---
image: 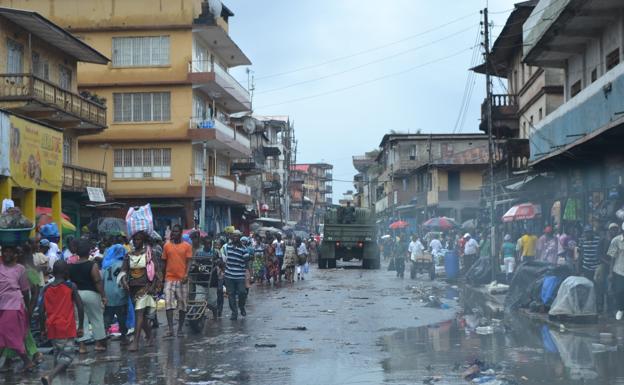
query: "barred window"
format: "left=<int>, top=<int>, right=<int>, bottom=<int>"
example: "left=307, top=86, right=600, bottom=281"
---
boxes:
left=113, top=148, right=171, bottom=179
left=113, top=92, right=171, bottom=122
left=112, top=36, right=170, bottom=67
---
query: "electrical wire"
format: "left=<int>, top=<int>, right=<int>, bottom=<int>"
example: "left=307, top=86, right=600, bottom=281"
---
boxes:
left=255, top=46, right=476, bottom=109
left=453, top=28, right=482, bottom=134
left=254, top=11, right=479, bottom=81
left=256, top=25, right=477, bottom=95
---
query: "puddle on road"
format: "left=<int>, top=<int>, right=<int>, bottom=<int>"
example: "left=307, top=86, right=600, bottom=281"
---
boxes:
left=380, top=316, right=624, bottom=384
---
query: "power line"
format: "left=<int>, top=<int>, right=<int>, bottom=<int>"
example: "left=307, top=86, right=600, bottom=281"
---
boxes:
left=256, top=25, right=477, bottom=95
left=254, top=11, right=479, bottom=81
left=453, top=27, right=482, bottom=134
left=255, top=46, right=476, bottom=109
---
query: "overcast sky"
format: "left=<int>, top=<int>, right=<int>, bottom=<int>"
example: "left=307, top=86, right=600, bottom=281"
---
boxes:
left=226, top=0, right=519, bottom=201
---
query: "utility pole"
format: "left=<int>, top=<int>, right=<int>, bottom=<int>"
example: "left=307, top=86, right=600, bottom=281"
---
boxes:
left=424, top=133, right=433, bottom=221
left=483, top=8, right=497, bottom=281
left=199, top=140, right=208, bottom=232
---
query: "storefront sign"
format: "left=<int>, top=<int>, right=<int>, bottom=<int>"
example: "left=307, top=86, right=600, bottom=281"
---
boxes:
left=9, top=116, right=63, bottom=190
left=87, top=187, right=106, bottom=203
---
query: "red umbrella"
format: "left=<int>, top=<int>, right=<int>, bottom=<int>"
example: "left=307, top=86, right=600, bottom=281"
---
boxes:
left=36, top=206, right=71, bottom=222
left=502, top=203, right=541, bottom=222
left=423, top=217, right=458, bottom=231
left=389, top=220, right=409, bottom=229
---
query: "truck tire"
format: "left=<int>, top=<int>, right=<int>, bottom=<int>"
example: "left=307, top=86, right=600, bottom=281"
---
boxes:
left=362, top=244, right=380, bottom=270
left=320, top=242, right=335, bottom=269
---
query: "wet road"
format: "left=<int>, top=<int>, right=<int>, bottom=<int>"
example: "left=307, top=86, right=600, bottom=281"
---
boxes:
left=7, top=263, right=456, bottom=385
left=7, top=263, right=624, bottom=384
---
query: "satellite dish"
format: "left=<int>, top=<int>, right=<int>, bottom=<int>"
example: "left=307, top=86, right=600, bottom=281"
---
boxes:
left=243, top=117, right=256, bottom=134
left=207, top=0, right=222, bottom=19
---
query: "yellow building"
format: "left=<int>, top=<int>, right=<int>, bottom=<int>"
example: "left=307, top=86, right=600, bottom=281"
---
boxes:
left=3, top=0, right=255, bottom=232
left=0, top=7, right=109, bottom=236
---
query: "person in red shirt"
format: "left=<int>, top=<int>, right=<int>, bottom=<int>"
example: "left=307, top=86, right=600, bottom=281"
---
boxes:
left=40, top=260, right=84, bottom=385
left=162, top=224, right=193, bottom=337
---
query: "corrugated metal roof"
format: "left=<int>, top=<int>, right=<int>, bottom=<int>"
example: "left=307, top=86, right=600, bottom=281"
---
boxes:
left=0, top=7, right=108, bottom=64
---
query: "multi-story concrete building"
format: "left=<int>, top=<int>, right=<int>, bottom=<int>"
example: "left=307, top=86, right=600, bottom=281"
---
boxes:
left=352, top=151, right=379, bottom=209
left=372, top=133, right=488, bottom=228
left=0, top=7, right=109, bottom=235
left=6, top=0, right=254, bottom=233
left=522, top=0, right=624, bottom=230
left=471, top=0, right=564, bottom=220
left=231, top=115, right=294, bottom=223
left=289, top=163, right=333, bottom=231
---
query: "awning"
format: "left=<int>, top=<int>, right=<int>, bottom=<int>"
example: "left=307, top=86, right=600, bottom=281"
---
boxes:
left=505, top=175, right=539, bottom=191
left=396, top=204, right=417, bottom=211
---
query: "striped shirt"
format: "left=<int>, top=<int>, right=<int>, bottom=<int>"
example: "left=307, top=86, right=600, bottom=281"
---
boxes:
left=581, top=236, right=601, bottom=271
left=224, top=244, right=248, bottom=280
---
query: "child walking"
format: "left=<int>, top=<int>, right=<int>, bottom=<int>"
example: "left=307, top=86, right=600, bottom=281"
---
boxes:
left=40, top=260, right=85, bottom=385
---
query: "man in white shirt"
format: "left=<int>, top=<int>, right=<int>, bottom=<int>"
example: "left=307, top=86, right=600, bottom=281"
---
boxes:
left=409, top=235, right=425, bottom=279
left=429, top=234, right=442, bottom=254
left=463, top=233, right=479, bottom=274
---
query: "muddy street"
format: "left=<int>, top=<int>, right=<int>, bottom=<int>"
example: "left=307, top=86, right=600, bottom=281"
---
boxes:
left=6, top=264, right=624, bottom=385
left=6, top=264, right=455, bottom=385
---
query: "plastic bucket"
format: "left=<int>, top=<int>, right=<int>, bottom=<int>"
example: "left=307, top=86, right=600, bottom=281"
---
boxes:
left=444, top=250, right=460, bottom=280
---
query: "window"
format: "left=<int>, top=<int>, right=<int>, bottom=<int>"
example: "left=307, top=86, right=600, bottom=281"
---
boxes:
left=591, top=68, right=597, bottom=83
left=58, top=65, right=72, bottom=90
left=522, top=122, right=527, bottom=138
left=112, top=36, right=170, bottom=67
left=31, top=52, right=49, bottom=80
left=6, top=39, right=23, bottom=74
left=113, top=92, right=171, bottom=122
left=113, top=148, right=171, bottom=179
left=538, top=108, right=543, bottom=121
left=402, top=178, right=407, bottom=192
left=448, top=171, right=460, bottom=201
left=571, top=80, right=582, bottom=97
left=409, top=145, right=416, bottom=160
left=606, top=48, right=620, bottom=71
left=63, top=136, right=73, bottom=164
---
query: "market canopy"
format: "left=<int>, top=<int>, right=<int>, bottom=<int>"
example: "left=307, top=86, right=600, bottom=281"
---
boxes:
left=502, top=203, right=541, bottom=222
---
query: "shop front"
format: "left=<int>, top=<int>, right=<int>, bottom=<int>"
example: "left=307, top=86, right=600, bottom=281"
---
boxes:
left=0, top=111, right=63, bottom=237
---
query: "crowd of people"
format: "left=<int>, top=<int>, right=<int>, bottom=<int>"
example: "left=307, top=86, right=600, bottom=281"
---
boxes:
left=381, top=221, right=624, bottom=321
left=0, top=222, right=318, bottom=382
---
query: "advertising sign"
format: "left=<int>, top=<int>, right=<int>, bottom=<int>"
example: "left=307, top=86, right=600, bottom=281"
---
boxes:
left=9, top=116, right=63, bottom=190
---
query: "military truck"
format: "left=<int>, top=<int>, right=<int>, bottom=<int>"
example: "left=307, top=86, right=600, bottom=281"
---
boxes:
left=319, top=205, right=380, bottom=269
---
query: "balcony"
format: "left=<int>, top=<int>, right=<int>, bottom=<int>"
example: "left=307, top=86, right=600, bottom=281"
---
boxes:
left=231, top=158, right=261, bottom=174
left=62, top=164, right=107, bottom=192
left=262, top=144, right=282, bottom=157
left=479, top=94, right=519, bottom=138
left=321, top=172, right=333, bottom=181
left=188, top=174, right=251, bottom=205
left=188, top=61, right=251, bottom=114
left=0, top=74, right=106, bottom=131
left=188, top=117, right=251, bottom=157
left=323, top=185, right=333, bottom=194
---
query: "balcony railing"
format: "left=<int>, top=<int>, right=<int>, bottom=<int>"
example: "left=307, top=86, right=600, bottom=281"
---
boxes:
left=188, top=60, right=250, bottom=101
left=189, top=174, right=251, bottom=196
left=480, top=94, right=519, bottom=137
left=189, top=117, right=250, bottom=148
left=62, top=164, right=107, bottom=192
left=0, top=74, right=106, bottom=127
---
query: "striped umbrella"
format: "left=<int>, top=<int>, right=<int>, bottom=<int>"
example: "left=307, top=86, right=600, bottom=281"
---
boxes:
left=502, top=203, right=541, bottom=222
left=422, top=217, right=458, bottom=231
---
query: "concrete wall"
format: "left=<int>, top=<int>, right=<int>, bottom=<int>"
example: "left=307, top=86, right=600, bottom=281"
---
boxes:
left=79, top=85, right=192, bottom=143
left=1, top=0, right=205, bottom=29
left=79, top=141, right=192, bottom=197
left=76, top=29, right=193, bottom=86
